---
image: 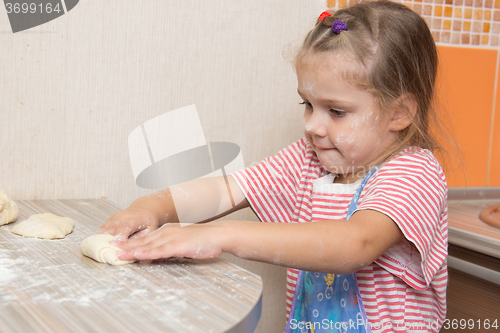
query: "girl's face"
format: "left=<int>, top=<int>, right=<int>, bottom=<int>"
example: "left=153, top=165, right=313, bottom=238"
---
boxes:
left=296, top=52, right=399, bottom=183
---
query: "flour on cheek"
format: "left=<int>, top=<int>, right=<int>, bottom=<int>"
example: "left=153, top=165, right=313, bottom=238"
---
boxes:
left=304, top=118, right=313, bottom=133
left=301, top=80, right=317, bottom=98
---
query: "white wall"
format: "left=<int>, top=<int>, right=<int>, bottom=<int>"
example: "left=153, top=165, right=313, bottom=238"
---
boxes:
left=1, top=1, right=322, bottom=331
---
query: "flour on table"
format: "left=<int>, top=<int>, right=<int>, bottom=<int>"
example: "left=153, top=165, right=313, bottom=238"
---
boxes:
left=0, top=191, right=18, bottom=226
left=11, top=213, right=75, bottom=239
left=80, top=234, right=136, bottom=266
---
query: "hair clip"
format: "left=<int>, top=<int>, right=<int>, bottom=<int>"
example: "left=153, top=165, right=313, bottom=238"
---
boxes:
left=318, top=11, right=331, bottom=22
left=331, top=20, right=348, bottom=35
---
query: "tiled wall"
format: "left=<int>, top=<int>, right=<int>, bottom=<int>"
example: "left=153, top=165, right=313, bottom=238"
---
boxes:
left=404, top=0, right=500, bottom=47
left=327, top=0, right=500, bottom=47
left=327, top=0, right=500, bottom=187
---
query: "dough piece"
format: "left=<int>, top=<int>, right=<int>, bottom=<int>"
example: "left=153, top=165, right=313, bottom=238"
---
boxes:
left=11, top=213, right=75, bottom=239
left=80, top=234, right=136, bottom=266
left=0, top=191, right=19, bottom=226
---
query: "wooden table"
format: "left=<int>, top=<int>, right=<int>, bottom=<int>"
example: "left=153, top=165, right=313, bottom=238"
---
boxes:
left=0, top=199, right=262, bottom=333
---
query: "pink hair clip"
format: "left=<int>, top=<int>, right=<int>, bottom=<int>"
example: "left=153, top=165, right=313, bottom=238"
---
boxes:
left=318, top=11, right=331, bottom=22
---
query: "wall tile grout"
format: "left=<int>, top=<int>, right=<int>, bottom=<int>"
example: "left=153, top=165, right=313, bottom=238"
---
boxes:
left=486, top=48, right=500, bottom=186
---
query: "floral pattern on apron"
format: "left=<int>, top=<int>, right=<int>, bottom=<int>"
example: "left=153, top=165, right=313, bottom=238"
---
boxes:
left=285, top=167, right=378, bottom=333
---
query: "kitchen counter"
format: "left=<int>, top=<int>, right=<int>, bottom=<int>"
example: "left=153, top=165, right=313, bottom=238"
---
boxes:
left=448, top=187, right=500, bottom=258
left=442, top=189, right=500, bottom=331
left=0, top=199, right=262, bottom=333
left=448, top=199, right=500, bottom=259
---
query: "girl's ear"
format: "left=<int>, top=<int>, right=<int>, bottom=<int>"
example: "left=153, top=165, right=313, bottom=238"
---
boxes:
left=389, top=94, right=417, bottom=132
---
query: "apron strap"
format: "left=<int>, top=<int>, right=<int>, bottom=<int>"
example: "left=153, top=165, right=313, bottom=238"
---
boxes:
left=285, top=166, right=379, bottom=333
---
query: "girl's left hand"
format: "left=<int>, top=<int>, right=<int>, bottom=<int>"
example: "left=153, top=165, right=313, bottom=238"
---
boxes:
left=114, top=222, right=229, bottom=261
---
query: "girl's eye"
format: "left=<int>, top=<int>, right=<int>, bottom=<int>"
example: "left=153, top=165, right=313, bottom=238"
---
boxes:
left=330, top=109, right=346, bottom=117
left=299, top=101, right=312, bottom=109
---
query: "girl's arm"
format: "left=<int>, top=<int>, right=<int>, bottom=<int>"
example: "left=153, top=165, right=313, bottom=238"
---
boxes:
left=115, top=208, right=403, bottom=274
left=98, top=175, right=249, bottom=239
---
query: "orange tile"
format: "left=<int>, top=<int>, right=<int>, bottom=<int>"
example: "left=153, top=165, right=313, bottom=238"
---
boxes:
left=464, top=21, right=472, bottom=31
left=481, top=35, right=490, bottom=44
left=436, top=46, right=497, bottom=187
left=443, top=19, right=452, bottom=29
left=485, top=0, right=494, bottom=6
left=465, top=8, right=473, bottom=18
left=403, top=2, right=412, bottom=9
left=485, top=10, right=492, bottom=19
left=327, top=0, right=336, bottom=6
left=454, top=7, right=463, bottom=17
left=338, top=0, right=348, bottom=8
left=496, top=0, right=500, bottom=8
left=445, top=6, right=453, bottom=16
left=474, top=9, right=483, bottom=20
left=488, top=50, right=500, bottom=186
left=441, top=31, right=451, bottom=42
left=484, top=22, right=491, bottom=32
left=435, top=5, right=443, bottom=16
left=494, top=10, right=500, bottom=20
left=432, top=30, right=441, bottom=42
left=432, top=19, right=441, bottom=30
left=473, top=21, right=482, bottom=32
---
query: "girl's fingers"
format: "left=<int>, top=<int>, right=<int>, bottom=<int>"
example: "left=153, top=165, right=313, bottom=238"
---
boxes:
left=129, top=226, right=152, bottom=239
left=117, top=240, right=176, bottom=260
left=118, top=243, right=194, bottom=261
left=116, top=225, right=172, bottom=250
left=97, top=209, right=159, bottom=238
left=114, top=220, right=144, bottom=239
left=115, top=224, right=223, bottom=261
left=96, top=219, right=120, bottom=235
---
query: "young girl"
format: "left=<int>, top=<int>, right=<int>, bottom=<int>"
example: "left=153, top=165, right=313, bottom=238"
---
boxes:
left=99, top=1, right=448, bottom=332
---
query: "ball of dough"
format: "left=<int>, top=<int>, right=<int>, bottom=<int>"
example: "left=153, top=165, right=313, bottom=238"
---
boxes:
left=11, top=213, right=75, bottom=239
left=80, top=234, right=136, bottom=266
left=0, top=191, right=19, bottom=226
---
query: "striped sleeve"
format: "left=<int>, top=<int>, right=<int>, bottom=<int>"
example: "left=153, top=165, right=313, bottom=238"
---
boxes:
left=356, top=148, right=448, bottom=289
left=231, top=139, right=308, bottom=223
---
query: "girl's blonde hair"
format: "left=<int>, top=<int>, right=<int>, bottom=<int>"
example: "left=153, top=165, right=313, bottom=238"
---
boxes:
left=295, top=1, right=451, bottom=164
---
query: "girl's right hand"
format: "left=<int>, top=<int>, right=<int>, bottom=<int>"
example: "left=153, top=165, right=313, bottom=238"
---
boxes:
left=97, top=207, right=160, bottom=240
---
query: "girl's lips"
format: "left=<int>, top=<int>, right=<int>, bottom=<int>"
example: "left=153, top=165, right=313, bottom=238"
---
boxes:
left=315, top=145, right=335, bottom=150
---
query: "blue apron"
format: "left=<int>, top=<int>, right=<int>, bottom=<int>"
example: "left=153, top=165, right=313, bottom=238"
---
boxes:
left=285, top=168, right=378, bottom=333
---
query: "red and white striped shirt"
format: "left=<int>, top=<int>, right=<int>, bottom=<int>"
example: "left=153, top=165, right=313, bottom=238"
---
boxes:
left=232, top=138, right=448, bottom=332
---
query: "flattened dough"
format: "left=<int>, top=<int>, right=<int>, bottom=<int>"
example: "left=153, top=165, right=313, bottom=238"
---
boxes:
left=80, top=234, right=136, bottom=265
left=0, top=191, right=19, bottom=226
left=11, top=213, right=75, bottom=239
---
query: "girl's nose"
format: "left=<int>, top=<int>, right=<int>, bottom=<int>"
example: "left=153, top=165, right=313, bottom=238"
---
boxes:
left=304, top=110, right=327, bottom=137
